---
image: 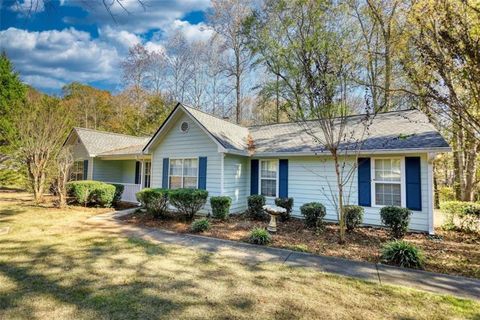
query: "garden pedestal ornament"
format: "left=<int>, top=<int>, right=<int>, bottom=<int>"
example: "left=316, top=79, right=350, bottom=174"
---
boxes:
left=263, top=205, right=286, bottom=233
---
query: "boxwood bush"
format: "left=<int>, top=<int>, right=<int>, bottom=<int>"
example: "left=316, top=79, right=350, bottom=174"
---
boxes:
left=247, top=195, right=266, bottom=220
left=169, top=188, right=208, bottom=220
left=248, top=227, right=271, bottom=245
left=67, top=181, right=116, bottom=207
left=381, top=240, right=424, bottom=269
left=136, top=188, right=170, bottom=218
left=275, top=197, right=294, bottom=221
left=300, top=202, right=326, bottom=229
left=191, top=218, right=210, bottom=233
left=440, top=201, right=480, bottom=232
left=380, top=206, right=412, bottom=239
left=344, top=205, right=364, bottom=232
left=210, top=196, right=232, bottom=219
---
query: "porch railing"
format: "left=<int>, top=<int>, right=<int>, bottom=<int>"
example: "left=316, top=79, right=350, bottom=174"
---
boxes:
left=105, top=182, right=142, bottom=203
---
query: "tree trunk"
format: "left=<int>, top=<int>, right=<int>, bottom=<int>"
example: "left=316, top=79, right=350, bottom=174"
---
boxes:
left=235, top=52, right=241, bottom=124
left=332, top=150, right=346, bottom=244
left=434, top=172, right=440, bottom=209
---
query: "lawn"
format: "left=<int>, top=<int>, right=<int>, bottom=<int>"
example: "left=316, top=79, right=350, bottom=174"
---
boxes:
left=0, top=191, right=479, bottom=320
left=123, top=210, right=480, bottom=279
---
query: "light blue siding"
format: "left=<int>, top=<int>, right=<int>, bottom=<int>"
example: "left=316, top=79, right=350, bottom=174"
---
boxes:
left=260, top=154, right=430, bottom=232
left=150, top=112, right=222, bottom=212
left=223, top=154, right=249, bottom=213
left=93, top=159, right=137, bottom=184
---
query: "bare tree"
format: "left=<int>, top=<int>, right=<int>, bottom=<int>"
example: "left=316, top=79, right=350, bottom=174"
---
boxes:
left=209, top=0, right=253, bottom=124
left=54, top=147, right=73, bottom=208
left=246, top=0, right=376, bottom=243
left=165, top=31, right=193, bottom=103
left=11, top=94, right=72, bottom=203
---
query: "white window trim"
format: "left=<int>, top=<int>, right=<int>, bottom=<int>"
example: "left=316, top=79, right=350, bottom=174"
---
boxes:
left=71, top=160, right=85, bottom=181
left=168, top=157, right=199, bottom=189
left=144, top=161, right=152, bottom=188
left=258, top=159, right=279, bottom=198
left=371, top=157, right=406, bottom=208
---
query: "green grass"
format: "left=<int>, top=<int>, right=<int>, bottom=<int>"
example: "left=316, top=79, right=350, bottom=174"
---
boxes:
left=0, top=192, right=479, bottom=319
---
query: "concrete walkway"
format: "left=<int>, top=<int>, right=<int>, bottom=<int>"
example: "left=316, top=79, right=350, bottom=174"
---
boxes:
left=87, top=209, right=480, bottom=301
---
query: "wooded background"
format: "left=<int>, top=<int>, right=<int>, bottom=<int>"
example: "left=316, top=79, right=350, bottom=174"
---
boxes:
left=0, top=0, right=478, bottom=204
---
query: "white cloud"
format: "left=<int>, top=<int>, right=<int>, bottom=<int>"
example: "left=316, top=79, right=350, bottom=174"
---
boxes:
left=0, top=27, right=122, bottom=91
left=166, top=20, right=213, bottom=43
left=9, top=0, right=45, bottom=15
left=98, top=26, right=142, bottom=53
left=68, top=0, right=211, bottom=34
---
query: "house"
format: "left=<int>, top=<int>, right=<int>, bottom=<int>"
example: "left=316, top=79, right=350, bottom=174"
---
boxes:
left=66, top=103, right=450, bottom=233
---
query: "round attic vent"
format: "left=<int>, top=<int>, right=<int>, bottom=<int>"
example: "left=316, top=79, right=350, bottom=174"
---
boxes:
left=180, top=121, right=189, bottom=133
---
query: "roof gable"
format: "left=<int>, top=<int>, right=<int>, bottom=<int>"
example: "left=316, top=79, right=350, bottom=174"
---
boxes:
left=66, top=127, right=150, bottom=157
left=143, top=103, right=249, bottom=153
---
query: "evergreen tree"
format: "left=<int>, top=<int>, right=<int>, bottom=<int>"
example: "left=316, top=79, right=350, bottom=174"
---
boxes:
left=0, top=52, right=26, bottom=150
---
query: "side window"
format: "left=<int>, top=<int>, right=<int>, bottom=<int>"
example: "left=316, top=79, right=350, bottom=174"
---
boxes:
left=373, top=158, right=402, bottom=206
left=260, top=159, right=277, bottom=197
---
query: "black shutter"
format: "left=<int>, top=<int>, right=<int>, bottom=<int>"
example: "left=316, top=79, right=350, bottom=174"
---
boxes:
left=358, top=158, right=371, bottom=206
left=250, top=159, right=259, bottom=195
left=406, top=157, right=422, bottom=211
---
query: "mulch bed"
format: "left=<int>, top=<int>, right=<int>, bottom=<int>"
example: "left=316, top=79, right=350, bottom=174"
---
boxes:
left=121, top=211, right=480, bottom=279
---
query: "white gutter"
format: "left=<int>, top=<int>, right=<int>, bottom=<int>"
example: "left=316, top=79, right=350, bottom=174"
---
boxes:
left=223, top=147, right=451, bottom=158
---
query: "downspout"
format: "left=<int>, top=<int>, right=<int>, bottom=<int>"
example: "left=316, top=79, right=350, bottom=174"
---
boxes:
left=427, top=153, right=435, bottom=234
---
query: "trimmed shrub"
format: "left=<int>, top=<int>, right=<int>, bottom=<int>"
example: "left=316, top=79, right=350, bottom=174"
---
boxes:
left=381, top=240, right=424, bottom=269
left=191, top=218, right=210, bottom=233
left=441, top=201, right=480, bottom=232
left=91, top=184, right=116, bottom=207
left=136, top=188, right=170, bottom=218
left=275, top=197, right=294, bottom=221
left=111, top=183, right=125, bottom=205
left=67, top=181, right=116, bottom=207
left=300, top=202, right=326, bottom=229
left=344, top=205, right=364, bottom=232
left=247, top=195, right=266, bottom=220
left=248, top=227, right=271, bottom=245
left=169, top=188, right=208, bottom=220
left=210, top=196, right=232, bottom=219
left=380, top=206, right=412, bottom=239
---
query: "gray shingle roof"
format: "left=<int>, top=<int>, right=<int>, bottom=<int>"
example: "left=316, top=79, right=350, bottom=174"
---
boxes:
left=74, top=105, right=449, bottom=158
left=247, top=110, right=450, bottom=153
left=73, top=128, right=150, bottom=157
left=182, top=105, right=249, bottom=150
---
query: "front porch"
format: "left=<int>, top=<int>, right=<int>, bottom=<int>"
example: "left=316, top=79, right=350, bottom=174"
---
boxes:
left=92, top=157, right=151, bottom=203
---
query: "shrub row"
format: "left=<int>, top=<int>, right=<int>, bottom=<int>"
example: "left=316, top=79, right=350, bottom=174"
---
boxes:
left=441, top=201, right=480, bottom=232
left=67, top=181, right=123, bottom=208
left=136, top=188, right=209, bottom=220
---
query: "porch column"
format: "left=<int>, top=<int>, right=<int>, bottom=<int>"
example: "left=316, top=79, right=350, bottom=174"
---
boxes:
left=139, top=160, right=144, bottom=189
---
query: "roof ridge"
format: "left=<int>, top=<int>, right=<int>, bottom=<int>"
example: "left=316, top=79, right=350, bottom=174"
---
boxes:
left=247, top=108, right=420, bottom=129
left=74, top=127, right=151, bottom=139
left=181, top=103, right=248, bottom=130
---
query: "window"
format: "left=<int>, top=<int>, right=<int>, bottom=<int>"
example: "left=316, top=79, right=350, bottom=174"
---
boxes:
left=144, top=161, right=151, bottom=188
left=169, top=158, right=198, bottom=189
left=260, top=160, right=277, bottom=197
left=180, top=121, right=189, bottom=133
left=373, top=158, right=403, bottom=206
left=70, top=161, right=84, bottom=181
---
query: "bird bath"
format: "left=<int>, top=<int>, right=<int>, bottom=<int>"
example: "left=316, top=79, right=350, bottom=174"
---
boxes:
left=263, top=205, right=286, bottom=233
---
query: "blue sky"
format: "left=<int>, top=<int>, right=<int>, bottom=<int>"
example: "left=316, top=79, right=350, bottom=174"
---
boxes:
left=0, top=0, right=212, bottom=94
